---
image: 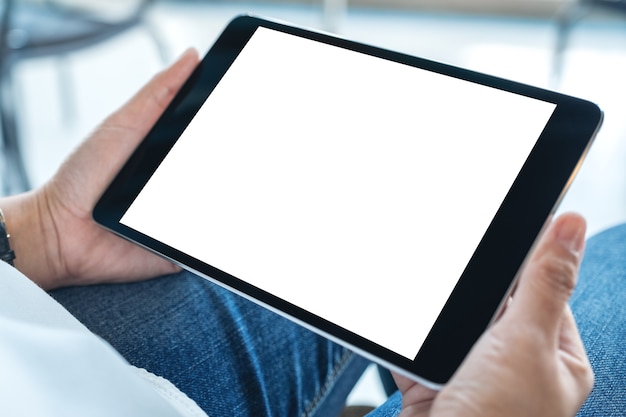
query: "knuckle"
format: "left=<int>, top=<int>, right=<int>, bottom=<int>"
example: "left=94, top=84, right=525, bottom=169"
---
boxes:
left=537, top=249, right=579, bottom=297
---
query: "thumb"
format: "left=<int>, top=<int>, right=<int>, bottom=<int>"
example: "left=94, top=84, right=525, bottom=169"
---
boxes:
left=510, top=213, right=586, bottom=338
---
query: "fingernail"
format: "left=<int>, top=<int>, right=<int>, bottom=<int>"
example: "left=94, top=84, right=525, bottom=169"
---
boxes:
left=555, top=214, right=586, bottom=256
left=179, top=47, right=199, bottom=61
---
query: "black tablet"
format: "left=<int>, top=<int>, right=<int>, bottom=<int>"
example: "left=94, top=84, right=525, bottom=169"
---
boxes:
left=94, top=15, right=603, bottom=388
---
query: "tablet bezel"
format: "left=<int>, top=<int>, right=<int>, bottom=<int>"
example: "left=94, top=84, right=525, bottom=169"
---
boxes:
left=94, top=14, right=603, bottom=387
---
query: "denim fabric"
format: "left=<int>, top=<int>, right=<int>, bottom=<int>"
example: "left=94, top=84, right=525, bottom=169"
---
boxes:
left=368, top=223, right=626, bottom=416
left=364, top=391, right=403, bottom=417
left=50, top=272, right=369, bottom=417
left=50, top=223, right=626, bottom=416
left=573, top=223, right=626, bottom=416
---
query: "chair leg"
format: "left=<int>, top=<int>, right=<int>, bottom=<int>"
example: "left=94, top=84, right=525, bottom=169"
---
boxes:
left=142, top=19, right=170, bottom=64
left=551, top=1, right=590, bottom=89
left=55, top=54, right=76, bottom=126
left=322, top=0, right=348, bottom=33
left=0, top=66, right=31, bottom=194
left=377, top=364, right=398, bottom=397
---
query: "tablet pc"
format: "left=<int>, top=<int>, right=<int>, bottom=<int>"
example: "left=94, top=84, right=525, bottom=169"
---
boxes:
left=94, top=15, right=603, bottom=388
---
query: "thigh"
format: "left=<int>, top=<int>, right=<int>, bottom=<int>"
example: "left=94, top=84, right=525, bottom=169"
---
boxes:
left=572, top=224, right=626, bottom=417
left=50, top=272, right=368, bottom=417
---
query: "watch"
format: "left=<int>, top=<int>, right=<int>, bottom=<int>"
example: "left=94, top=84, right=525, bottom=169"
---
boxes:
left=0, top=209, right=15, bottom=266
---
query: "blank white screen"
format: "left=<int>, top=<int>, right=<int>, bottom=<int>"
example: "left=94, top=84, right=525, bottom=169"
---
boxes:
left=121, top=27, right=556, bottom=359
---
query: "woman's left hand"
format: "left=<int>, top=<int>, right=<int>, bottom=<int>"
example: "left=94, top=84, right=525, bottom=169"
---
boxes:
left=4, top=49, right=199, bottom=289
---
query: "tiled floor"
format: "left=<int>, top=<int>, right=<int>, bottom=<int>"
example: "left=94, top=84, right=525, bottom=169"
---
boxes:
left=7, top=0, right=626, bottom=408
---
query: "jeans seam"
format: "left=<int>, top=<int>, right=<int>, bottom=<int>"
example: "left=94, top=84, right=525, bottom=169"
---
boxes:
left=300, top=349, right=355, bottom=417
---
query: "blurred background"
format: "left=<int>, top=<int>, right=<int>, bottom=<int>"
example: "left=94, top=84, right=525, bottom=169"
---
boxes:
left=0, top=0, right=625, bottom=408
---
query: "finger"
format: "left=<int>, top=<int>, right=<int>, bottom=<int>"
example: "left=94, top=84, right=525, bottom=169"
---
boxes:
left=106, top=47, right=200, bottom=142
left=393, top=371, right=419, bottom=393
left=63, top=48, right=200, bottom=198
left=510, top=213, right=586, bottom=338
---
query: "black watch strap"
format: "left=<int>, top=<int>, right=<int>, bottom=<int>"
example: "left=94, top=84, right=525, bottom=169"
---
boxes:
left=0, top=209, right=15, bottom=266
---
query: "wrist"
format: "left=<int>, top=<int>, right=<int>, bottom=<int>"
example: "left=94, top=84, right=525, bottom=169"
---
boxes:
left=0, top=191, right=62, bottom=289
left=0, top=208, right=15, bottom=265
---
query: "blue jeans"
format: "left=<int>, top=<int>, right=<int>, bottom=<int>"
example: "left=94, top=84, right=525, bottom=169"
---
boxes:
left=51, top=223, right=626, bottom=416
left=50, top=272, right=369, bottom=417
left=367, top=223, right=626, bottom=416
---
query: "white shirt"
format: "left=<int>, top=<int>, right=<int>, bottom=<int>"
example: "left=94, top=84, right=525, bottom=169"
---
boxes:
left=0, top=261, right=208, bottom=417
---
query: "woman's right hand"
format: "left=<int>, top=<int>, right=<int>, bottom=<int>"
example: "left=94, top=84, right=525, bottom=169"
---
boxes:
left=394, top=212, right=594, bottom=417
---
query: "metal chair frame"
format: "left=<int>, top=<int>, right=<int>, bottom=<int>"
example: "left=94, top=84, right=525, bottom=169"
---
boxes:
left=0, top=0, right=166, bottom=194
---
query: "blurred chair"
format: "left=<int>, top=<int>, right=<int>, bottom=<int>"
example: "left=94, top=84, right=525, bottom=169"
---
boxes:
left=0, top=0, right=167, bottom=194
left=552, top=0, right=626, bottom=87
